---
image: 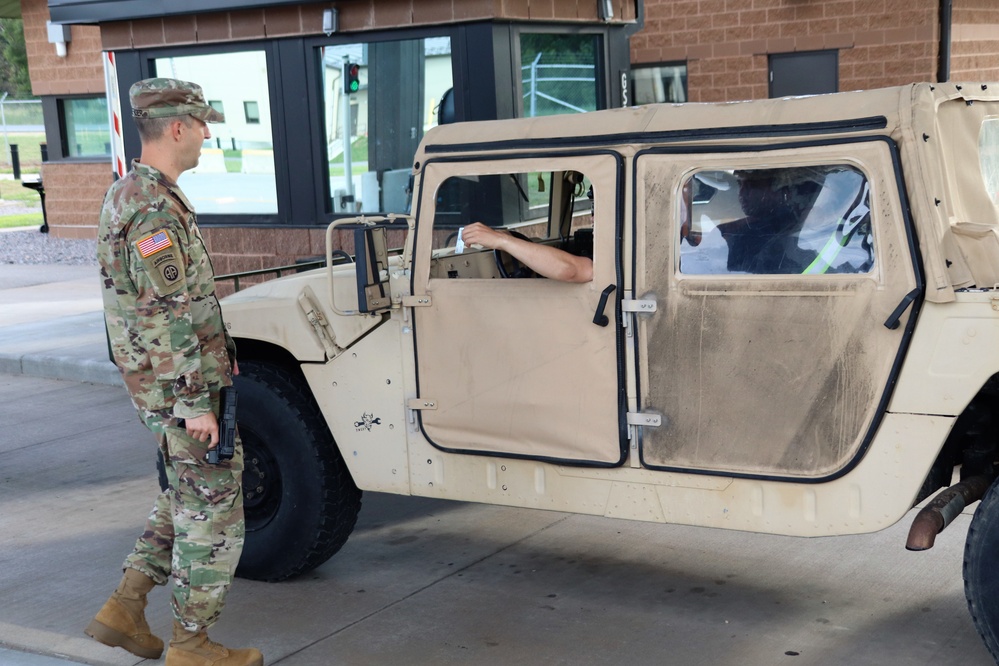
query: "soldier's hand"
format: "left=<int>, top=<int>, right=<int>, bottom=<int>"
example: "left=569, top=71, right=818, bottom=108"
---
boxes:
left=185, top=412, right=220, bottom=447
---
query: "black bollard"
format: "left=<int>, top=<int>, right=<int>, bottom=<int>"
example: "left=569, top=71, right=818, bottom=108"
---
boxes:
left=10, top=144, right=19, bottom=180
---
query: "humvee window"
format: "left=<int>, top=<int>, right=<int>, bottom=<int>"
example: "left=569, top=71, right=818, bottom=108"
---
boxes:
left=428, top=170, right=595, bottom=278
left=679, top=165, right=875, bottom=276
left=979, top=118, right=999, bottom=206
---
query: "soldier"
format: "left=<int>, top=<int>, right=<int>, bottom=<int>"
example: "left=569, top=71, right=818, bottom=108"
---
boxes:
left=87, top=78, right=263, bottom=666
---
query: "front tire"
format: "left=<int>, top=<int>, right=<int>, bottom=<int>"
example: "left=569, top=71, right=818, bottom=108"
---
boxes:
left=234, top=360, right=361, bottom=581
left=964, top=476, right=999, bottom=661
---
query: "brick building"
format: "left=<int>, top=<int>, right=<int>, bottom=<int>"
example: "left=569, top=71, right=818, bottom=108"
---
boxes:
left=4, top=0, right=999, bottom=277
left=629, top=1, right=999, bottom=104
left=10, top=0, right=640, bottom=281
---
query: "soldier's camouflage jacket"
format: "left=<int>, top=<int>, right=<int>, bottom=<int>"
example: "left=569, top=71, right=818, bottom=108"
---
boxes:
left=98, top=159, right=235, bottom=429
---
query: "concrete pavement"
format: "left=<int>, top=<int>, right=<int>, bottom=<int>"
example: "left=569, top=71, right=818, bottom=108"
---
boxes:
left=0, top=263, right=995, bottom=665
left=0, top=263, right=119, bottom=387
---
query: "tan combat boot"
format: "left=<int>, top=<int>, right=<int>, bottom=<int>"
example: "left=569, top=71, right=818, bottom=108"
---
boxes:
left=84, top=567, right=164, bottom=659
left=166, top=621, right=264, bottom=666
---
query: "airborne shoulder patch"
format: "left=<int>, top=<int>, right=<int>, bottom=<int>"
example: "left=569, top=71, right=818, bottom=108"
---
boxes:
left=134, top=229, right=184, bottom=294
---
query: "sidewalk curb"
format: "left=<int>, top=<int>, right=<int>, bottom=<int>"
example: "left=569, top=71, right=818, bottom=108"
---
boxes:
left=0, top=351, right=121, bottom=386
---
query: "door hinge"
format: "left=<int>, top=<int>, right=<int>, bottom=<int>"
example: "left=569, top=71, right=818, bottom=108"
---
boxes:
left=622, top=298, right=657, bottom=313
left=407, top=397, right=437, bottom=424
left=627, top=412, right=663, bottom=427
left=408, top=398, right=438, bottom=410
left=403, top=294, right=433, bottom=307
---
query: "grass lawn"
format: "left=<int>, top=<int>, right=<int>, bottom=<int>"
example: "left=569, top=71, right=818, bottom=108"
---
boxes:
left=223, top=149, right=242, bottom=174
left=0, top=177, right=42, bottom=205
left=0, top=176, right=44, bottom=228
left=0, top=212, right=43, bottom=228
left=0, top=133, right=46, bottom=172
left=329, top=135, right=368, bottom=166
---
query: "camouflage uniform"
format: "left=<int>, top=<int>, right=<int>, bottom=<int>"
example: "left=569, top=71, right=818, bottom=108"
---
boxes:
left=98, top=79, right=242, bottom=633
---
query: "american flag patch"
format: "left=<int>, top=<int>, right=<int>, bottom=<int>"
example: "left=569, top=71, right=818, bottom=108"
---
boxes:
left=136, top=231, right=173, bottom=258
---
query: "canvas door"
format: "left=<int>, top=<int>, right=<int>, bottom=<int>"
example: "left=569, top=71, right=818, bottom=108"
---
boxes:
left=411, top=153, right=625, bottom=465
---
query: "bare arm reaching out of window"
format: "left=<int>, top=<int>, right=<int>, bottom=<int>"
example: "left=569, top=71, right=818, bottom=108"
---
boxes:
left=460, top=222, right=593, bottom=283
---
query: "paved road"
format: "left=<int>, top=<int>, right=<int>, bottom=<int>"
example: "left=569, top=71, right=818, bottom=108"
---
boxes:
left=0, top=373, right=994, bottom=666
left=0, top=264, right=994, bottom=665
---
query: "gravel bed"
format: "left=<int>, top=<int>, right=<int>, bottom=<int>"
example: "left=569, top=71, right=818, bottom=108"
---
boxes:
left=0, top=229, right=98, bottom=265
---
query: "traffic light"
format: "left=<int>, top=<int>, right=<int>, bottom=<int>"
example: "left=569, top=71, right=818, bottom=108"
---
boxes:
left=343, top=62, right=360, bottom=95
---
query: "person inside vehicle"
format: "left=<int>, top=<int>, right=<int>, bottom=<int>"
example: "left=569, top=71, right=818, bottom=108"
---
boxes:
left=679, top=176, right=701, bottom=247
left=720, top=168, right=822, bottom=273
left=459, top=221, right=594, bottom=283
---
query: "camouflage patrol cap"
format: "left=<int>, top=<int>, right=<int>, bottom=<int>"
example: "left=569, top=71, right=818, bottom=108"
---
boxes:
left=129, top=78, right=225, bottom=123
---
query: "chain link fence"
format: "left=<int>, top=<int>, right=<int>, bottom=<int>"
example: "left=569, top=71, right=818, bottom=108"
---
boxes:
left=521, top=54, right=597, bottom=118
left=0, top=96, right=44, bottom=173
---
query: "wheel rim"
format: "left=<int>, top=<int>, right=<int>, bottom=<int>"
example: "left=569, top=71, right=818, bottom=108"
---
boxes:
left=240, top=427, right=282, bottom=532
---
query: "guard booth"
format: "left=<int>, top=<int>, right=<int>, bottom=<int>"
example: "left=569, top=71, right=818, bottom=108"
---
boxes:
left=44, top=0, right=642, bottom=260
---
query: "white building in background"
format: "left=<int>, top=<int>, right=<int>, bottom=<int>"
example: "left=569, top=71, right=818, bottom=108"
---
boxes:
left=156, top=51, right=274, bottom=150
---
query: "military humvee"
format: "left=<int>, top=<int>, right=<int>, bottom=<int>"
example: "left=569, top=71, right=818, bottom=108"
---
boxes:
left=221, top=82, right=999, bottom=659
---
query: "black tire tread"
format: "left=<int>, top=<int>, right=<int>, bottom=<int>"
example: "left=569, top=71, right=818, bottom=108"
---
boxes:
left=236, top=360, right=362, bottom=582
left=963, top=477, right=999, bottom=663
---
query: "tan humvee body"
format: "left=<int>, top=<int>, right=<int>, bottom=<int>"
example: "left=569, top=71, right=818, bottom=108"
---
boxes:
left=224, top=82, right=999, bottom=540
left=222, top=82, right=999, bottom=656
left=224, top=84, right=999, bottom=536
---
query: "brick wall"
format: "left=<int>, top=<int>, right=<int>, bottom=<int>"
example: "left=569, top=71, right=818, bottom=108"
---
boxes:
left=100, top=0, right=638, bottom=50
left=22, top=0, right=113, bottom=241
left=21, top=0, right=104, bottom=95
left=632, top=0, right=940, bottom=102
left=39, top=162, right=114, bottom=238
left=951, top=2, right=999, bottom=81
left=204, top=226, right=368, bottom=297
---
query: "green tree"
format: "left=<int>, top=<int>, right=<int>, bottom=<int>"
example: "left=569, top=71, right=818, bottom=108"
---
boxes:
left=0, top=19, right=33, bottom=99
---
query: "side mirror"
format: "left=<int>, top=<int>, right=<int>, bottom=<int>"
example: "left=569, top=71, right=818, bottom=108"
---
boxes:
left=326, top=216, right=412, bottom=317
left=354, top=226, right=392, bottom=313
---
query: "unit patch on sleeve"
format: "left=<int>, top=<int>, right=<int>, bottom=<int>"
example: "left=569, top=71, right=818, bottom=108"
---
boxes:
left=134, top=230, right=184, bottom=294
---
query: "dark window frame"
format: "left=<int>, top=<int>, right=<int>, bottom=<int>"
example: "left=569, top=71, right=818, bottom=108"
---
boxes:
left=303, top=25, right=463, bottom=223
left=769, top=50, right=839, bottom=98
left=118, top=40, right=285, bottom=226
left=242, top=100, right=261, bottom=124
left=41, top=93, right=112, bottom=164
left=630, top=61, right=688, bottom=105
left=512, top=25, right=609, bottom=119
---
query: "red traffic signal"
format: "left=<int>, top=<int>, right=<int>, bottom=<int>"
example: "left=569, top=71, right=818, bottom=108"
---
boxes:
left=343, top=62, right=360, bottom=95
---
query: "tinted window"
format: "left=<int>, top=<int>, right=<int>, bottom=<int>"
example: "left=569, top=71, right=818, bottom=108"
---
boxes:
left=62, top=97, right=110, bottom=158
left=679, top=165, right=875, bottom=275
left=632, top=64, right=687, bottom=104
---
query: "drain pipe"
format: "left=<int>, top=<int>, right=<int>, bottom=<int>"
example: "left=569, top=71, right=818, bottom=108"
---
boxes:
left=623, top=0, right=645, bottom=38
left=906, top=474, right=992, bottom=551
left=938, top=0, right=952, bottom=82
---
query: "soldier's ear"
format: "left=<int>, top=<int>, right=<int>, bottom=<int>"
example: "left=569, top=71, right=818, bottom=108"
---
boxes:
left=169, top=118, right=187, bottom=141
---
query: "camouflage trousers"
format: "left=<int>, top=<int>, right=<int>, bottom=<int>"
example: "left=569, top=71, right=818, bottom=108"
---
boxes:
left=124, top=421, right=244, bottom=632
